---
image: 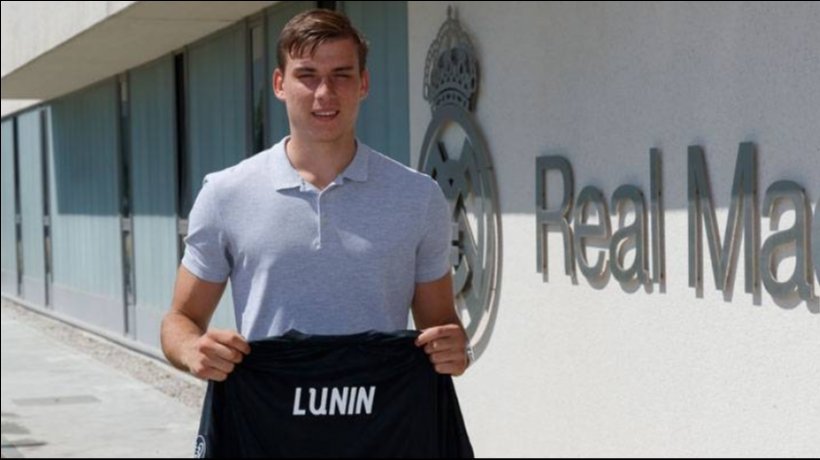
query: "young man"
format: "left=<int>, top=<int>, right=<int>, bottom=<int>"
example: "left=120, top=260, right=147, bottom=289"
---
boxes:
left=160, top=9, right=469, bottom=382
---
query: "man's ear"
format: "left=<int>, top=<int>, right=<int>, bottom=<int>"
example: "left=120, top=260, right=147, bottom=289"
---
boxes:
left=273, top=68, right=286, bottom=102
left=359, top=68, right=370, bottom=100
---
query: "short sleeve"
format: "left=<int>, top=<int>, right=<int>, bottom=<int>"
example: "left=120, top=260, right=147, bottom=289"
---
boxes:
left=415, top=181, right=453, bottom=283
left=181, top=175, right=232, bottom=282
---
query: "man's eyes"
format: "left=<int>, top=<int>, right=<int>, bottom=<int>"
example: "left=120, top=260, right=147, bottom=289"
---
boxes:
left=296, top=74, right=352, bottom=80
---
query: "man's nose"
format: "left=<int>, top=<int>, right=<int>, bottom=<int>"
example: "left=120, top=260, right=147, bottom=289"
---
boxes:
left=315, top=77, right=336, bottom=98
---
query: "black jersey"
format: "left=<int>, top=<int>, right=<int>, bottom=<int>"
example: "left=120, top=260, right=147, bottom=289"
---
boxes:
left=195, top=330, right=474, bottom=458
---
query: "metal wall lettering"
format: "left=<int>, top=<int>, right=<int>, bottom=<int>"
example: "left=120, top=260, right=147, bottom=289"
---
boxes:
left=536, top=151, right=664, bottom=288
left=760, top=181, right=816, bottom=302
left=573, top=186, right=610, bottom=282
left=535, top=149, right=666, bottom=291
left=535, top=156, right=575, bottom=282
left=650, top=149, right=666, bottom=290
left=533, top=142, right=813, bottom=308
left=535, top=142, right=820, bottom=313
left=814, top=198, right=820, bottom=284
left=687, top=143, right=759, bottom=296
left=419, top=7, right=501, bottom=361
left=610, top=185, right=650, bottom=285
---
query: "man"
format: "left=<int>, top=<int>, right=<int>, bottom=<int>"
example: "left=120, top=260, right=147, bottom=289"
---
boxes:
left=160, top=9, right=470, bottom=382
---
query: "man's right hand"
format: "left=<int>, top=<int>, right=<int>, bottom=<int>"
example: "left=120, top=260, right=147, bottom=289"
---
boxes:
left=183, top=329, right=251, bottom=382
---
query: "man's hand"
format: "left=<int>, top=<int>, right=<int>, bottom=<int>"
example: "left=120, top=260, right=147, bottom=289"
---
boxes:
left=415, top=324, right=469, bottom=376
left=183, top=329, right=251, bottom=382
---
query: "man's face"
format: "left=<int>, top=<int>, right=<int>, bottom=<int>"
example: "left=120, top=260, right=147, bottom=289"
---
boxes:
left=273, top=38, right=369, bottom=145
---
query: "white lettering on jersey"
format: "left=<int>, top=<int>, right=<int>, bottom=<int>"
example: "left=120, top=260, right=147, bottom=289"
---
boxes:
left=293, top=386, right=376, bottom=416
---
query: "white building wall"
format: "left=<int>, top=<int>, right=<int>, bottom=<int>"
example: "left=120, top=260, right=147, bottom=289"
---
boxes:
left=0, top=1, right=134, bottom=78
left=1, top=1, right=133, bottom=116
left=409, top=2, right=819, bottom=456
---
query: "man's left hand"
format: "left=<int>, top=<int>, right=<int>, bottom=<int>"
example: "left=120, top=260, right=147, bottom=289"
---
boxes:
left=415, top=324, right=469, bottom=376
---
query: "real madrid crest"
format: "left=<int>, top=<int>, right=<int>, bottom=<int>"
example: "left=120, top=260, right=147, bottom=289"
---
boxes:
left=419, top=7, right=501, bottom=362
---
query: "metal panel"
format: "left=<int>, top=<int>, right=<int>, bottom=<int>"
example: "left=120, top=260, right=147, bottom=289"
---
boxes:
left=266, top=1, right=315, bottom=145
left=343, top=1, right=409, bottom=165
left=128, top=56, right=179, bottom=348
left=188, top=25, right=249, bottom=331
left=1, top=120, right=16, bottom=294
left=49, top=79, right=125, bottom=333
left=17, top=109, right=46, bottom=306
left=42, top=109, right=54, bottom=307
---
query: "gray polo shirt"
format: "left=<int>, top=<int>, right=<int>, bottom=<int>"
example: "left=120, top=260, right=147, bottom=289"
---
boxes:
left=182, top=138, right=452, bottom=340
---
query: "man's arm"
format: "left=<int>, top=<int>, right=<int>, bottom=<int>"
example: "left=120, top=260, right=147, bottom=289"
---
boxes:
left=160, top=266, right=250, bottom=381
left=412, top=272, right=470, bottom=376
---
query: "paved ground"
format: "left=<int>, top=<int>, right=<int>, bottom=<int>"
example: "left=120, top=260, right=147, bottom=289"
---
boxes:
left=1, top=299, right=206, bottom=458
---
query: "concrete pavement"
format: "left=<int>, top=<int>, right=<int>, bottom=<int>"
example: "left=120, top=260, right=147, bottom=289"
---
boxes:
left=1, top=300, right=204, bottom=458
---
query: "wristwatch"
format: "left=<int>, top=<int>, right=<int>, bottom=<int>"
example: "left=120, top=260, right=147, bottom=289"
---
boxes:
left=465, top=344, right=475, bottom=367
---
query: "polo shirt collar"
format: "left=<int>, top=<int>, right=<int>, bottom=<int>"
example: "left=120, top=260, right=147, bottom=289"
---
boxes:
left=338, top=140, right=370, bottom=183
left=270, top=138, right=302, bottom=191
left=271, top=137, right=370, bottom=191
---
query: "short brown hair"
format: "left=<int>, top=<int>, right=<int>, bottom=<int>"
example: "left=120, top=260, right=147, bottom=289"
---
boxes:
left=277, top=9, right=369, bottom=72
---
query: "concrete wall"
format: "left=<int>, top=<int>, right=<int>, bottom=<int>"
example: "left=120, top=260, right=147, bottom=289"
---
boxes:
left=0, top=0, right=128, bottom=116
left=1, top=1, right=278, bottom=109
left=409, top=2, right=820, bottom=456
left=1, top=1, right=135, bottom=78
